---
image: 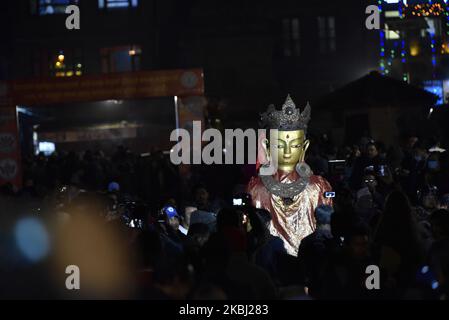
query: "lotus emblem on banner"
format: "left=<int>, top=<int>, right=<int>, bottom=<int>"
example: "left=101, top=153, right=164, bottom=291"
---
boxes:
left=0, top=158, right=18, bottom=180
left=180, top=71, right=198, bottom=89
left=0, top=133, right=16, bottom=153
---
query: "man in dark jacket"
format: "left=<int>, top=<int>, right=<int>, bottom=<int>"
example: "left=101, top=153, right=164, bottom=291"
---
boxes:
left=350, top=142, right=385, bottom=191
left=297, top=205, right=334, bottom=298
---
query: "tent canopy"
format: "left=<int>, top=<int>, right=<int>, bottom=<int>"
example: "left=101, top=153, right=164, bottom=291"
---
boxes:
left=315, top=71, right=438, bottom=110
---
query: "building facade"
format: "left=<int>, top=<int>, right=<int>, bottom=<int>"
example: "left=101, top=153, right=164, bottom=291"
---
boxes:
left=380, top=0, right=449, bottom=104
left=4, top=0, right=379, bottom=124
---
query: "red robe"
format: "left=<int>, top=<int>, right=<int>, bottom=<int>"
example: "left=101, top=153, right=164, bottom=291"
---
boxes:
left=247, top=170, right=333, bottom=256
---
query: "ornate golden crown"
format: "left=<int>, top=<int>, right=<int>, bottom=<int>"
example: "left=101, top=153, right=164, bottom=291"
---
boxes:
left=260, top=95, right=311, bottom=131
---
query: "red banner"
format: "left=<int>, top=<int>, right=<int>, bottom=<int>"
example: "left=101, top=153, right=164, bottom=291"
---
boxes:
left=0, top=69, right=204, bottom=190
left=9, top=69, right=204, bottom=106
left=0, top=107, right=21, bottom=189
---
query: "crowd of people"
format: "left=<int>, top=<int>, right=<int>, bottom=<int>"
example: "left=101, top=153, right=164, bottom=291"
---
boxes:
left=2, top=133, right=449, bottom=300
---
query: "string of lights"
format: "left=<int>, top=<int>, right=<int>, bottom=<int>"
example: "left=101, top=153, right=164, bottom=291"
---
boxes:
left=409, top=2, right=445, bottom=17
left=430, top=31, right=437, bottom=78
left=429, top=0, right=437, bottom=78
left=380, top=0, right=449, bottom=81
left=400, top=0, right=408, bottom=82
left=386, top=42, right=399, bottom=75
left=401, top=38, right=408, bottom=82
left=446, top=0, right=449, bottom=37
left=379, top=0, right=386, bottom=74
left=379, top=1, right=407, bottom=80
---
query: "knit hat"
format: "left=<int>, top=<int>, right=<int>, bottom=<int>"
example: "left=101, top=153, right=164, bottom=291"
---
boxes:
left=163, top=206, right=179, bottom=219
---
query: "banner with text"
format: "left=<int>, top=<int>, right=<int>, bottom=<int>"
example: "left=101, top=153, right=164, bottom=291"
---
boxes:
left=9, top=69, right=204, bottom=106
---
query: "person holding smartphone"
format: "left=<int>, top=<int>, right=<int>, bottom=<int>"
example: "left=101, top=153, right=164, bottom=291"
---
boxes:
left=355, top=173, right=384, bottom=228
left=349, top=141, right=386, bottom=191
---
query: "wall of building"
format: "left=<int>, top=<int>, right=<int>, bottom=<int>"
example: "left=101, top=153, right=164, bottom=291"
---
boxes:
left=5, top=0, right=379, bottom=126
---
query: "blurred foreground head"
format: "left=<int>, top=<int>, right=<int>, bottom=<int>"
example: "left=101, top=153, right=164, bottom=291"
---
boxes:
left=52, top=208, right=135, bottom=299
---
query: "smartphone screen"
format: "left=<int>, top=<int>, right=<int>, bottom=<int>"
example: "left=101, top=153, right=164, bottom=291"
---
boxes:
left=324, top=191, right=336, bottom=198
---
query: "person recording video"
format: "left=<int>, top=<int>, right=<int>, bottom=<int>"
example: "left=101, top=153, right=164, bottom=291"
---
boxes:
left=349, top=141, right=386, bottom=190
left=355, top=173, right=384, bottom=228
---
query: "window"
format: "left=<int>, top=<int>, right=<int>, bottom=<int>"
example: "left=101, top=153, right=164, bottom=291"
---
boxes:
left=385, top=11, right=400, bottom=18
left=98, top=0, right=138, bottom=10
left=318, top=16, right=336, bottom=54
left=282, top=18, right=301, bottom=57
left=385, top=30, right=400, bottom=40
left=52, top=49, right=83, bottom=77
left=30, top=0, right=79, bottom=15
left=101, top=46, right=141, bottom=73
left=425, top=17, right=441, bottom=37
left=33, top=49, right=83, bottom=77
left=384, top=24, right=401, bottom=40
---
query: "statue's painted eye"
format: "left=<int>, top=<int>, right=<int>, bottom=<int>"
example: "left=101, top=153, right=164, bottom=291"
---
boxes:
left=291, top=145, right=301, bottom=148
left=277, top=145, right=284, bottom=148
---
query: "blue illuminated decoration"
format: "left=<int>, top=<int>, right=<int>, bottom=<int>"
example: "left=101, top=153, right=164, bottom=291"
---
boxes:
left=424, top=80, right=444, bottom=104
left=37, top=0, right=79, bottom=15
left=380, top=0, right=408, bottom=78
left=98, top=0, right=139, bottom=9
left=401, top=39, right=408, bottom=81
left=379, top=0, right=386, bottom=73
left=399, top=1, right=407, bottom=81
left=446, top=1, right=449, bottom=36
left=382, top=0, right=409, bottom=4
left=429, top=18, right=437, bottom=78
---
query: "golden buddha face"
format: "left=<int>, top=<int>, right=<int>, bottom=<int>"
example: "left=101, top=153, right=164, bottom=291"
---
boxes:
left=274, top=130, right=309, bottom=172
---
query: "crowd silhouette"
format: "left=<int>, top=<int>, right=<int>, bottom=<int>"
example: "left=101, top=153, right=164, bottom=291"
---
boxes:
left=2, top=133, right=449, bottom=300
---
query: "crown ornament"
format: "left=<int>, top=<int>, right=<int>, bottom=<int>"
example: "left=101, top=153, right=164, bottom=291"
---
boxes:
left=260, top=95, right=311, bottom=131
